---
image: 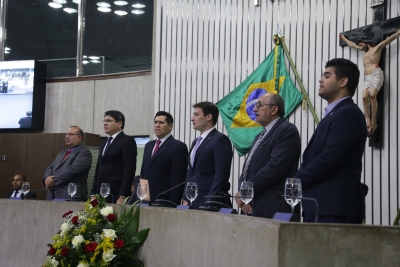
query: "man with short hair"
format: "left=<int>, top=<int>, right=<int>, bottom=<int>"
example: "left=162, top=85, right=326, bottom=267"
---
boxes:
left=43, top=126, right=92, bottom=200
left=295, top=58, right=367, bottom=224
left=340, top=29, right=400, bottom=135
left=235, top=93, right=301, bottom=219
left=91, top=110, right=137, bottom=204
left=5, top=173, right=36, bottom=199
left=182, top=101, right=233, bottom=209
left=135, top=111, right=188, bottom=205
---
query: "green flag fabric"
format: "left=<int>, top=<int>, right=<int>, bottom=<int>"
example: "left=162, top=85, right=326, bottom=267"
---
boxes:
left=216, top=45, right=303, bottom=156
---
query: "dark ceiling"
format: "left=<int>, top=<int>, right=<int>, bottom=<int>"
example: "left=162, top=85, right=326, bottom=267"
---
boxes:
left=5, top=0, right=153, bottom=77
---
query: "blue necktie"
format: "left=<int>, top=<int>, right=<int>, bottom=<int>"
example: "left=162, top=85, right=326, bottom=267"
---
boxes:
left=103, top=137, right=113, bottom=155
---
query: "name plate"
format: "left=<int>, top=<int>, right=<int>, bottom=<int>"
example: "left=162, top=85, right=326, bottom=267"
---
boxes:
left=10, top=197, right=21, bottom=200
left=177, top=205, right=192, bottom=210
left=53, top=198, right=67, bottom=202
left=273, top=212, right=299, bottom=222
left=219, top=208, right=238, bottom=214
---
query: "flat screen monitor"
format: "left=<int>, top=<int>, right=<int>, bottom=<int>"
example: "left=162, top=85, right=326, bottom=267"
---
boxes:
left=0, top=60, right=46, bottom=132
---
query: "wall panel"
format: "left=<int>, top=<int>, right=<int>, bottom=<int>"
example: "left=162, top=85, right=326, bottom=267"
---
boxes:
left=155, top=0, right=400, bottom=225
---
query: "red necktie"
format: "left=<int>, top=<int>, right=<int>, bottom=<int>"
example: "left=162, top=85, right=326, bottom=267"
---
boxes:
left=152, top=140, right=162, bottom=158
left=63, top=149, right=71, bottom=161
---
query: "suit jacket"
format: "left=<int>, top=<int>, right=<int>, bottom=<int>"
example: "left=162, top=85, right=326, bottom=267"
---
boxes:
left=242, top=117, right=301, bottom=219
left=139, top=135, right=188, bottom=205
left=43, top=143, right=92, bottom=200
left=295, top=98, right=367, bottom=218
left=5, top=191, right=36, bottom=199
left=91, top=131, right=137, bottom=203
left=184, top=129, right=233, bottom=209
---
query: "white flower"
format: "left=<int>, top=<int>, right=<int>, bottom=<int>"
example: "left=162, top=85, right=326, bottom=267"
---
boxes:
left=50, top=257, right=59, bottom=267
left=72, top=235, right=85, bottom=248
left=60, top=222, right=71, bottom=233
left=100, top=206, right=114, bottom=217
left=77, top=262, right=90, bottom=267
left=102, top=249, right=117, bottom=262
left=102, top=229, right=117, bottom=239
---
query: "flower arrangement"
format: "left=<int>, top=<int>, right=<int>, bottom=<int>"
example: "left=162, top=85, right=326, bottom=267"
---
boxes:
left=43, top=195, right=150, bottom=267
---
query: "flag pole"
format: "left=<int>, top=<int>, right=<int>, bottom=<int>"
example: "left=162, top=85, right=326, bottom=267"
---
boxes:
left=274, top=35, right=320, bottom=124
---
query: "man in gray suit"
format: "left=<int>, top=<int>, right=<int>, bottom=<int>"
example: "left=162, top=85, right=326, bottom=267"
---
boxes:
left=43, top=126, right=92, bottom=200
left=235, top=93, right=301, bottom=219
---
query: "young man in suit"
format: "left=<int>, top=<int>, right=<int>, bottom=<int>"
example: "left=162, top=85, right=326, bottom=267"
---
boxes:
left=6, top=173, right=36, bottom=199
left=43, top=126, right=92, bottom=200
left=234, top=93, right=301, bottom=219
left=91, top=110, right=137, bottom=204
left=136, top=111, right=188, bottom=205
left=182, top=101, right=233, bottom=209
left=295, top=58, right=367, bottom=224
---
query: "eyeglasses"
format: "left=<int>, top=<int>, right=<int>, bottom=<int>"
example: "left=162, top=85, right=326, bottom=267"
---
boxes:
left=255, top=102, right=275, bottom=109
left=65, top=133, right=80, bottom=136
left=102, top=119, right=115, bottom=123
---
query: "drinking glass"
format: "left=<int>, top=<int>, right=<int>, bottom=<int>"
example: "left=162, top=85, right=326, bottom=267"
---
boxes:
left=137, top=183, right=148, bottom=202
left=240, top=181, right=254, bottom=206
left=284, top=178, right=302, bottom=213
left=22, top=182, right=30, bottom=199
left=185, top=182, right=198, bottom=206
left=100, top=183, right=110, bottom=198
left=68, top=182, right=77, bottom=199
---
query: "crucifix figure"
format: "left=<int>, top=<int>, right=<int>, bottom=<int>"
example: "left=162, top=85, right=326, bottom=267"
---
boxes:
left=340, top=29, right=400, bottom=135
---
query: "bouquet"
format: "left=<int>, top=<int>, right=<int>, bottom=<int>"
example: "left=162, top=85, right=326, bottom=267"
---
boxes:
left=43, top=195, right=150, bottom=267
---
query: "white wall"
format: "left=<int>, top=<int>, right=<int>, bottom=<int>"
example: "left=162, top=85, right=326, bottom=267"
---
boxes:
left=154, top=0, right=400, bottom=225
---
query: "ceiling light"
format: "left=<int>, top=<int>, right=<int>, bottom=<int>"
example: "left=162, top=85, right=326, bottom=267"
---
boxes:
left=63, top=8, right=78, bottom=13
left=48, top=2, right=63, bottom=8
left=90, top=59, right=101, bottom=63
left=98, top=7, right=112, bottom=12
left=82, top=60, right=89, bottom=64
left=72, top=0, right=80, bottom=3
left=88, top=56, right=100, bottom=60
left=5, top=47, right=10, bottom=51
left=132, top=3, right=146, bottom=8
left=97, top=2, right=111, bottom=7
left=4, top=51, right=10, bottom=54
left=53, top=0, right=67, bottom=4
left=114, top=10, right=128, bottom=16
left=83, top=55, right=87, bottom=58
left=131, top=10, right=145, bottom=14
left=114, top=1, right=128, bottom=5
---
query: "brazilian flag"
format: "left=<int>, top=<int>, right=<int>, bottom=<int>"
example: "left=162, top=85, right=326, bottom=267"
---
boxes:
left=216, top=44, right=303, bottom=156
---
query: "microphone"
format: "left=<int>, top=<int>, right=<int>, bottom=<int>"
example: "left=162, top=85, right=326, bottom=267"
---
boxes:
left=152, top=170, right=206, bottom=208
left=19, top=188, right=48, bottom=199
left=281, top=195, right=319, bottom=223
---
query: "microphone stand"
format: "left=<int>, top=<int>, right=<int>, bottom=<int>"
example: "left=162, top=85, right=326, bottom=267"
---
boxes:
left=281, top=195, right=319, bottom=223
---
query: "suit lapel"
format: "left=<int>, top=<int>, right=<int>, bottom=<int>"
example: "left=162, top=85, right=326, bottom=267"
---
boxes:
left=192, top=129, right=216, bottom=167
left=102, top=132, right=124, bottom=161
left=150, top=136, right=173, bottom=163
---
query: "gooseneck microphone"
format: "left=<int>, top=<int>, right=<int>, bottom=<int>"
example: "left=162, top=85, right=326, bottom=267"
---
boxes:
left=152, top=170, right=206, bottom=207
left=281, top=195, right=319, bottom=223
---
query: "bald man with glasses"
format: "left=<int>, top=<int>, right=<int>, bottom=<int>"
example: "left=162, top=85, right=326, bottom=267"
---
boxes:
left=235, top=93, right=301, bottom=219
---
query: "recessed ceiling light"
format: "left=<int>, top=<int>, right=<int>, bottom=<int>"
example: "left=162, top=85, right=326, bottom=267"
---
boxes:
left=82, top=60, right=89, bottom=64
left=114, top=10, right=128, bottom=16
left=72, top=0, right=80, bottom=3
left=5, top=47, right=10, bottom=51
left=4, top=51, right=10, bottom=54
left=131, top=10, right=145, bottom=14
left=48, top=2, right=63, bottom=8
left=97, top=2, right=111, bottom=7
left=64, top=8, right=78, bottom=13
left=132, top=3, right=146, bottom=8
left=114, top=1, right=128, bottom=5
left=90, top=59, right=101, bottom=63
left=98, top=7, right=112, bottom=12
left=53, top=0, right=67, bottom=4
left=88, top=56, right=100, bottom=60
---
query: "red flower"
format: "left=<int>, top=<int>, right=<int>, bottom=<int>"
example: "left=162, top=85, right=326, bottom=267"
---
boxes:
left=48, top=246, right=56, bottom=255
left=90, top=198, right=99, bottom=207
left=85, top=242, right=98, bottom=253
left=61, top=247, right=70, bottom=257
left=71, top=216, right=79, bottom=225
left=106, top=214, right=117, bottom=222
left=114, top=239, right=124, bottom=249
left=62, top=210, right=73, bottom=218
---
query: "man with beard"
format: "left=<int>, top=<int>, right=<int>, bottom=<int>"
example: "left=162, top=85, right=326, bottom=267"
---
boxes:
left=340, top=29, right=400, bottom=136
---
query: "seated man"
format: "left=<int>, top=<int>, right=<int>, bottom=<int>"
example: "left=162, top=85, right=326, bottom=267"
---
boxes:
left=5, top=173, right=36, bottom=199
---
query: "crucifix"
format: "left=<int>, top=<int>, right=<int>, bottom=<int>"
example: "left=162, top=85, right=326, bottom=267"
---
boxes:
left=339, top=1, right=400, bottom=148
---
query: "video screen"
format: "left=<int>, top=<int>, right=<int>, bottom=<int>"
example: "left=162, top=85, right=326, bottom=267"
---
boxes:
left=0, top=60, right=35, bottom=129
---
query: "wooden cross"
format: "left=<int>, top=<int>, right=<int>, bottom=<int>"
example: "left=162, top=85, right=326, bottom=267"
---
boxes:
left=339, top=3, right=400, bottom=148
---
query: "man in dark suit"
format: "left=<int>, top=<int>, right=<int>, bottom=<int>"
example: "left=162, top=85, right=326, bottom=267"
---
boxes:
left=134, top=111, right=188, bottom=205
left=43, top=126, right=92, bottom=200
left=295, top=58, right=367, bottom=224
left=91, top=110, right=137, bottom=204
left=235, top=93, right=301, bottom=219
left=182, top=102, right=233, bottom=209
left=5, top=173, right=36, bottom=199
left=18, top=111, right=32, bottom=128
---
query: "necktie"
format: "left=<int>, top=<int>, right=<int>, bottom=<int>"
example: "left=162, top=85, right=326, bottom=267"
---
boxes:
left=152, top=140, right=162, bottom=158
left=241, top=129, right=266, bottom=181
left=12, top=190, right=18, bottom=197
left=103, top=137, right=113, bottom=155
left=191, top=136, right=203, bottom=166
left=63, top=149, right=72, bottom=161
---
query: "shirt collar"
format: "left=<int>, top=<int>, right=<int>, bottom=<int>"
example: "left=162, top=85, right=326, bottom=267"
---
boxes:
left=109, top=130, right=122, bottom=139
left=156, top=133, right=172, bottom=142
left=324, top=96, right=350, bottom=116
left=199, top=127, right=215, bottom=140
